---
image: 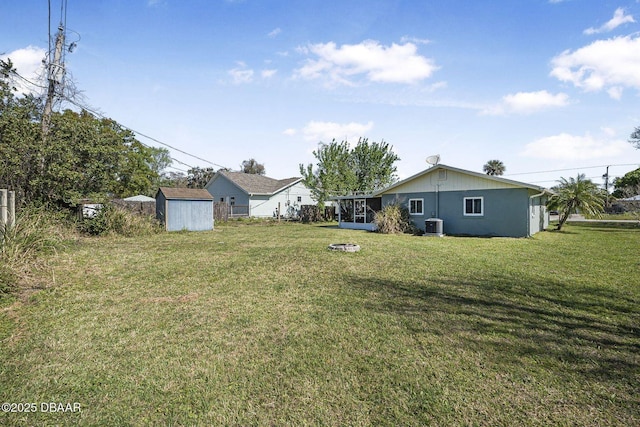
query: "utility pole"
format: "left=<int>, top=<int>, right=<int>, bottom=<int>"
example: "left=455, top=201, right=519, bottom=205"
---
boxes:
left=42, top=24, right=65, bottom=136
left=602, top=165, right=610, bottom=209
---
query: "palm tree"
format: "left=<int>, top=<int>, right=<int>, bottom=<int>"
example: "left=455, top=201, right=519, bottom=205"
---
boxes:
left=547, top=174, right=606, bottom=231
left=483, top=160, right=506, bottom=176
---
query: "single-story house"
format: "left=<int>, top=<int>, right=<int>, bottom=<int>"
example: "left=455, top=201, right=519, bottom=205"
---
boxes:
left=336, top=164, right=551, bottom=238
left=205, top=171, right=314, bottom=218
left=156, top=187, right=214, bottom=231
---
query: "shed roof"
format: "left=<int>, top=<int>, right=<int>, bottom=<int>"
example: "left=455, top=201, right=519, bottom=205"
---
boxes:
left=213, top=171, right=301, bottom=195
left=123, top=195, right=156, bottom=202
left=157, top=187, right=214, bottom=200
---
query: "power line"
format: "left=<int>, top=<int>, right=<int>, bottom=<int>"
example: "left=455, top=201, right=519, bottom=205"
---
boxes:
left=8, top=66, right=230, bottom=173
left=505, top=164, right=638, bottom=177
left=60, top=96, right=229, bottom=170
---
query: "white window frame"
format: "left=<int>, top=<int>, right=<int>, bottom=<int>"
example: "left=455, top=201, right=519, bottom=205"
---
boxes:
left=408, top=198, right=424, bottom=216
left=463, top=197, right=483, bottom=216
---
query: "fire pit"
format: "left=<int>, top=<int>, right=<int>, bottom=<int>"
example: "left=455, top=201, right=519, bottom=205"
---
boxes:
left=327, top=243, right=361, bottom=252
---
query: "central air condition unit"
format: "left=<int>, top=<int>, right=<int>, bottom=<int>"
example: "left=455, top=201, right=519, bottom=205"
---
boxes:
left=425, top=218, right=443, bottom=236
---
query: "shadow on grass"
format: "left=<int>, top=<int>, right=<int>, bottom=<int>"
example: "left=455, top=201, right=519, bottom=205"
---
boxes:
left=344, top=273, right=640, bottom=388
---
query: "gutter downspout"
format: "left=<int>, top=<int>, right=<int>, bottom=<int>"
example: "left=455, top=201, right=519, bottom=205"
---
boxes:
left=435, top=184, right=440, bottom=218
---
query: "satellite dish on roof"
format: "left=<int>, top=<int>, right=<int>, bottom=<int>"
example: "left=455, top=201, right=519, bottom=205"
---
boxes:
left=426, top=154, right=441, bottom=166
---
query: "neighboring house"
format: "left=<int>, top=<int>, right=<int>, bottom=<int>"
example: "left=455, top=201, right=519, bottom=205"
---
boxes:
left=205, top=171, right=314, bottom=218
left=156, top=187, right=214, bottom=231
left=336, top=164, right=551, bottom=238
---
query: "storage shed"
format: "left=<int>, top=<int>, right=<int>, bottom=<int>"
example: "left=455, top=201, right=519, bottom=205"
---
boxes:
left=156, top=187, right=214, bottom=231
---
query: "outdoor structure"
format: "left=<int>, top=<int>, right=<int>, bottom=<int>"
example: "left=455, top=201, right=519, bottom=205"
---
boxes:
left=205, top=171, right=314, bottom=218
left=115, top=194, right=156, bottom=216
left=336, top=164, right=551, bottom=238
left=155, top=187, right=214, bottom=231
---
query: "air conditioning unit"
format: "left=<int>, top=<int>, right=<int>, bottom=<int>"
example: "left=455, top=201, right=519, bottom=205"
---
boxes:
left=425, top=218, right=443, bottom=236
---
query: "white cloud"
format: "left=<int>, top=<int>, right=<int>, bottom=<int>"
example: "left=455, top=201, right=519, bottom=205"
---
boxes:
left=268, top=28, right=282, bottom=38
left=294, top=40, right=438, bottom=86
left=584, top=8, right=635, bottom=35
left=228, top=62, right=253, bottom=84
left=0, top=46, right=47, bottom=95
left=607, top=86, right=623, bottom=99
left=550, top=35, right=640, bottom=97
left=283, top=128, right=296, bottom=136
left=261, top=69, right=277, bottom=78
left=301, top=120, right=374, bottom=143
left=400, top=36, right=431, bottom=45
left=521, top=132, right=628, bottom=160
left=482, top=90, right=570, bottom=115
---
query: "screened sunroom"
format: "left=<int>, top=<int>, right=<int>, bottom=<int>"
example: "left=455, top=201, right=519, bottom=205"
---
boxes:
left=333, top=196, right=382, bottom=231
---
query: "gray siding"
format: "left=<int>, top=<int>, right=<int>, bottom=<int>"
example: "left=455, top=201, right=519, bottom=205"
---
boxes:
left=382, top=188, right=536, bottom=237
left=166, top=200, right=213, bottom=231
left=207, top=177, right=250, bottom=206
left=156, top=192, right=213, bottom=232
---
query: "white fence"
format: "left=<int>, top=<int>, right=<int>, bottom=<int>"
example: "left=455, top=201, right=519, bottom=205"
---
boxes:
left=0, top=189, right=16, bottom=229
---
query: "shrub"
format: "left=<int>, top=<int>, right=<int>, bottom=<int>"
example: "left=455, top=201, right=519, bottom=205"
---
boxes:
left=373, top=203, right=420, bottom=234
left=79, top=203, right=162, bottom=237
left=300, top=205, right=322, bottom=223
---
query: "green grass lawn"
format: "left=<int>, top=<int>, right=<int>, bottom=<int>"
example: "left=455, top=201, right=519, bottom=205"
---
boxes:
left=1, top=222, right=638, bottom=426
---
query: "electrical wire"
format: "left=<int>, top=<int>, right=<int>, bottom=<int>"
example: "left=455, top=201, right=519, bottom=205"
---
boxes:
left=6, top=68, right=225, bottom=173
left=505, top=164, right=638, bottom=177
left=62, top=97, right=230, bottom=170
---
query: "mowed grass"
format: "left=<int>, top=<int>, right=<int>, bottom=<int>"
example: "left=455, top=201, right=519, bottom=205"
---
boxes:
left=1, top=222, right=638, bottom=426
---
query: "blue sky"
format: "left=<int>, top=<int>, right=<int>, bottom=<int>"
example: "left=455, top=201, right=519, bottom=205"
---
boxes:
left=3, top=0, right=640, bottom=188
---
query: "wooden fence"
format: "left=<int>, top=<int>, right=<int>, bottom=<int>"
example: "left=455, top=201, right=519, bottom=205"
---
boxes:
left=0, top=189, right=16, bottom=229
left=214, top=203, right=250, bottom=222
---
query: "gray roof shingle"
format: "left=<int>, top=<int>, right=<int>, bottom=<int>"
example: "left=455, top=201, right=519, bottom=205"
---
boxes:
left=220, top=171, right=301, bottom=195
left=157, top=187, right=214, bottom=200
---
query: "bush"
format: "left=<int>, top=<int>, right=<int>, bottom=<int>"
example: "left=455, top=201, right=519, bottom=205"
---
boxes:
left=300, top=205, right=322, bottom=223
left=79, top=203, right=162, bottom=237
left=373, top=203, right=421, bottom=235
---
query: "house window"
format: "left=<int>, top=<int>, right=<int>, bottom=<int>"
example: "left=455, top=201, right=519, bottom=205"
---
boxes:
left=464, top=197, right=483, bottom=216
left=409, top=198, right=423, bottom=215
left=220, top=197, right=224, bottom=202
left=297, top=196, right=302, bottom=203
left=230, top=196, right=235, bottom=206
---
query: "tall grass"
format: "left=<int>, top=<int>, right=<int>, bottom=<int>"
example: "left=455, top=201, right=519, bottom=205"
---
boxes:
left=78, top=203, right=162, bottom=237
left=0, top=207, right=68, bottom=295
left=373, top=203, right=420, bottom=234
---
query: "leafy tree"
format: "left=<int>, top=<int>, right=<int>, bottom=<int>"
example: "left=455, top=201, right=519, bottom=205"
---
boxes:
left=547, top=174, right=606, bottom=231
left=0, top=60, right=42, bottom=203
left=300, top=137, right=399, bottom=205
left=158, top=171, right=188, bottom=188
left=241, top=158, right=266, bottom=175
left=483, top=159, right=506, bottom=176
left=186, top=167, right=215, bottom=188
left=612, top=167, right=640, bottom=198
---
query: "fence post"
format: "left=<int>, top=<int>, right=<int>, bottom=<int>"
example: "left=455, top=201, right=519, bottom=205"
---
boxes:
left=0, top=189, right=7, bottom=228
left=7, top=190, right=15, bottom=228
